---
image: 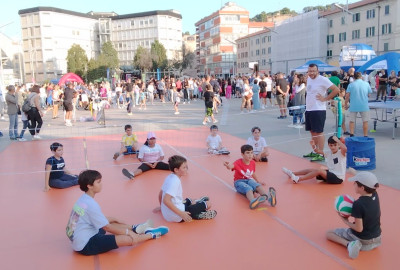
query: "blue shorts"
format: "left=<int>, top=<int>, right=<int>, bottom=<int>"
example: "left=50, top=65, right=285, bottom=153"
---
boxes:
left=234, top=179, right=260, bottom=195
left=122, top=145, right=137, bottom=155
left=78, top=229, right=118, bottom=256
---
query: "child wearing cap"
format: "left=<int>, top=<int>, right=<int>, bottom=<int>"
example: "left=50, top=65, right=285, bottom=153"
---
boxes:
left=326, top=171, right=381, bottom=259
left=122, top=132, right=169, bottom=180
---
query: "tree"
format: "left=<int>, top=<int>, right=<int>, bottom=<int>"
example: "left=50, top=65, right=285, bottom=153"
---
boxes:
left=251, top=11, right=268, bottom=22
left=303, top=5, right=331, bottom=13
left=134, top=46, right=153, bottom=71
left=150, top=40, right=168, bottom=70
left=66, top=44, right=88, bottom=78
left=98, top=41, right=119, bottom=69
left=86, top=58, right=107, bottom=83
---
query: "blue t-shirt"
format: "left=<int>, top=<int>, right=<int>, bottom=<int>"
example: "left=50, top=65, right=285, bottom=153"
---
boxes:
left=347, top=79, right=372, bottom=112
left=46, top=156, right=65, bottom=180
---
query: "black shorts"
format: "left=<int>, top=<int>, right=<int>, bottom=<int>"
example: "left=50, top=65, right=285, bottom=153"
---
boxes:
left=78, top=229, right=118, bottom=256
left=305, top=110, right=326, bottom=133
left=184, top=198, right=207, bottom=219
left=266, top=91, right=272, bottom=99
left=63, top=102, right=73, bottom=112
left=138, top=161, right=169, bottom=172
left=316, top=170, right=343, bottom=184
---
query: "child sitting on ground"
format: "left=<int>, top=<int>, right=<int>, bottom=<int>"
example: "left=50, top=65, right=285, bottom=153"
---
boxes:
left=282, top=135, right=346, bottom=184
left=113, top=124, right=138, bottom=160
left=158, top=155, right=217, bottom=222
left=246, top=126, right=269, bottom=162
left=223, top=144, right=276, bottom=209
left=66, top=170, right=168, bottom=255
left=206, top=125, right=230, bottom=155
left=326, top=171, right=381, bottom=259
left=44, top=142, right=79, bottom=192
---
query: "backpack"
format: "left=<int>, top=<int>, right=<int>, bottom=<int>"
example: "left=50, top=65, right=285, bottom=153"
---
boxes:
left=22, top=94, right=35, bottom=113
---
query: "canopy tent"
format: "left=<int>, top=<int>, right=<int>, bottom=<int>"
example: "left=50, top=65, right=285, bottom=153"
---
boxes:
left=58, top=73, right=84, bottom=86
left=357, top=52, right=400, bottom=74
left=292, top=60, right=339, bottom=73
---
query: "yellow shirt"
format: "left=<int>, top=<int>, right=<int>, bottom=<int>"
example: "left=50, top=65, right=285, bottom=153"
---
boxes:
left=121, top=134, right=137, bottom=146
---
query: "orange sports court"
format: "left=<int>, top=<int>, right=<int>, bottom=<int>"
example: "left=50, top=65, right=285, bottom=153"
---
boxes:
left=0, top=127, right=398, bottom=270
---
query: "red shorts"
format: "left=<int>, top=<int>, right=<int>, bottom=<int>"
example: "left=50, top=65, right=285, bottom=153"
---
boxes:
left=259, top=92, right=267, bottom=98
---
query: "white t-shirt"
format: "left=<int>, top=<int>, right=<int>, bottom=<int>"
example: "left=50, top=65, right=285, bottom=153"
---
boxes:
left=66, top=194, right=109, bottom=251
left=206, top=134, right=222, bottom=150
left=161, top=173, right=184, bottom=222
left=115, top=86, right=122, bottom=93
left=264, top=78, right=272, bottom=92
left=138, top=144, right=164, bottom=163
left=147, top=84, right=154, bottom=93
left=246, top=136, right=267, bottom=155
left=325, top=150, right=346, bottom=180
left=306, top=75, right=333, bottom=111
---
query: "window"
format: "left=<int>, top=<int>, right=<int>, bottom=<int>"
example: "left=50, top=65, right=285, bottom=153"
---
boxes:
left=382, top=23, right=392, bottom=35
left=267, top=47, right=271, bottom=54
left=327, top=50, right=332, bottom=58
left=384, top=5, right=389, bottom=15
left=262, top=48, right=266, bottom=55
left=131, top=20, right=135, bottom=27
left=329, top=19, right=333, bottom=28
left=267, top=36, right=271, bottom=42
left=256, top=39, right=259, bottom=45
left=341, top=16, right=346, bottom=25
left=366, top=27, right=375, bottom=37
left=366, top=9, right=375, bottom=19
left=256, top=49, right=260, bottom=56
left=353, top=13, right=360, bottom=22
left=262, top=37, right=266, bottom=43
left=383, top=43, right=389, bottom=51
left=339, top=32, right=346, bottom=42
left=327, top=35, right=334, bottom=44
left=352, top=29, right=360, bottom=39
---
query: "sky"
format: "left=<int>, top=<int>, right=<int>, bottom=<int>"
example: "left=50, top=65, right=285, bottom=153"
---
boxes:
left=1, top=0, right=357, bottom=39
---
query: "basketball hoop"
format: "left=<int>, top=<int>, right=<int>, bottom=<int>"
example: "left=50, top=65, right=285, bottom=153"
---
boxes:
left=342, top=45, right=361, bottom=67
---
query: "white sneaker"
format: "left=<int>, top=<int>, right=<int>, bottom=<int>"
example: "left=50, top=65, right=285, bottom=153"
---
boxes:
left=18, top=138, right=27, bottom=142
left=282, top=167, right=293, bottom=177
left=288, top=124, right=296, bottom=128
left=348, top=240, right=362, bottom=259
left=174, top=111, right=180, bottom=115
left=1, top=116, right=4, bottom=120
left=65, top=122, right=73, bottom=127
left=213, top=119, right=218, bottom=123
left=294, top=124, right=303, bottom=129
left=202, top=121, right=207, bottom=125
left=291, top=174, right=299, bottom=184
left=33, top=135, right=41, bottom=140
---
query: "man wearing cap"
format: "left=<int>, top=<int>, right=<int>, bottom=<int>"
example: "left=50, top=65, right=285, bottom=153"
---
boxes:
left=326, top=171, right=381, bottom=259
left=122, top=132, right=169, bottom=180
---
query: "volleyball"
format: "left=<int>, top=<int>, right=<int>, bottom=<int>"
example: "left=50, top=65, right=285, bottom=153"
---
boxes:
left=334, top=195, right=355, bottom=218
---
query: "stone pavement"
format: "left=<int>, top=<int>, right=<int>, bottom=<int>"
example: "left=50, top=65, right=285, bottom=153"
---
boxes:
left=0, top=97, right=399, bottom=189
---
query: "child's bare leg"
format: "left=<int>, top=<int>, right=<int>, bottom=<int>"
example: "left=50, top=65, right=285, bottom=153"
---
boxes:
left=119, top=146, right=127, bottom=155
left=115, top=233, right=152, bottom=247
left=245, top=190, right=256, bottom=202
left=292, top=168, right=314, bottom=175
left=326, top=230, right=349, bottom=247
left=255, top=186, right=268, bottom=196
left=296, top=169, right=326, bottom=182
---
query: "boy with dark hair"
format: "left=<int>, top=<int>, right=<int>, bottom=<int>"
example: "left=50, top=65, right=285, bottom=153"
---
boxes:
left=66, top=170, right=168, bottom=255
left=206, top=125, right=230, bottom=155
left=202, top=84, right=218, bottom=125
left=326, top=171, right=381, bottom=259
left=223, top=144, right=277, bottom=209
left=113, top=124, right=138, bottom=160
left=158, top=155, right=217, bottom=222
left=282, top=135, right=346, bottom=184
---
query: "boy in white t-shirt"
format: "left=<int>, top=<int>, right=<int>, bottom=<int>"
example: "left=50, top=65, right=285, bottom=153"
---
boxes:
left=206, top=125, right=230, bottom=155
left=246, top=126, right=269, bottom=162
left=158, top=155, right=217, bottom=222
left=66, top=170, right=168, bottom=255
left=282, top=136, right=347, bottom=184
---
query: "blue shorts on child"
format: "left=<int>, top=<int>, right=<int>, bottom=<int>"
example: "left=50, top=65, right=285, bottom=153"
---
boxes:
left=234, top=179, right=261, bottom=195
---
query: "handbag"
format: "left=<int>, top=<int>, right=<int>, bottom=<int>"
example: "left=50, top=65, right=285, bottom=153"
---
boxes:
left=22, top=95, right=35, bottom=113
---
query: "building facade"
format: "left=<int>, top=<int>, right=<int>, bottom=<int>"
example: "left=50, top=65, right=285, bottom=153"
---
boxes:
left=0, top=33, right=23, bottom=86
left=18, top=7, right=182, bottom=83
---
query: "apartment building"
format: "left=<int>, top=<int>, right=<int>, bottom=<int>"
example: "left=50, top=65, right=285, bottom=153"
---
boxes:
left=195, top=2, right=272, bottom=78
left=0, top=33, right=23, bottom=85
left=18, top=7, right=182, bottom=83
left=182, top=34, right=196, bottom=53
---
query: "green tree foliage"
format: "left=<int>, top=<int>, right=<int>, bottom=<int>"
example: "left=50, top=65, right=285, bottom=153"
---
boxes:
left=151, top=40, right=168, bottom=70
left=250, top=8, right=297, bottom=22
left=134, top=46, right=153, bottom=71
left=98, top=41, right=119, bottom=69
left=303, top=5, right=331, bottom=13
left=66, top=44, right=88, bottom=78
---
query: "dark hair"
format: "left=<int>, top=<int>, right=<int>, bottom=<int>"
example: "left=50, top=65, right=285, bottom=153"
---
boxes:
left=31, top=85, right=40, bottom=93
left=309, top=63, right=319, bottom=69
left=327, top=136, right=336, bottom=145
left=241, top=144, right=253, bottom=153
left=210, top=125, right=218, bottom=131
left=254, top=79, right=258, bottom=84
left=298, top=74, right=307, bottom=85
left=331, top=71, right=338, bottom=76
left=168, top=155, right=187, bottom=172
left=354, top=72, right=362, bottom=79
left=79, top=170, right=102, bottom=192
left=251, top=126, right=261, bottom=133
left=50, top=142, right=63, bottom=152
left=355, top=181, right=379, bottom=194
left=124, top=124, right=132, bottom=131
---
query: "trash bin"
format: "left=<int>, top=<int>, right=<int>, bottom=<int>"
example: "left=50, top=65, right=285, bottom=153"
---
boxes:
left=345, top=137, right=376, bottom=170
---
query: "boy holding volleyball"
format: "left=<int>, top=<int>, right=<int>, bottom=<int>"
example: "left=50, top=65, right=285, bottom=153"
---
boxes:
left=282, top=136, right=346, bottom=184
left=326, top=171, right=381, bottom=259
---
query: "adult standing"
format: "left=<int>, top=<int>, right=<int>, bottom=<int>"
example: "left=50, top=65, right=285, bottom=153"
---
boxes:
left=376, top=69, right=387, bottom=101
left=157, top=78, right=166, bottom=103
left=5, top=85, right=19, bottom=140
left=27, top=85, right=44, bottom=139
left=63, top=82, right=76, bottom=126
left=345, top=72, right=372, bottom=137
left=303, top=64, right=339, bottom=162
left=275, top=73, right=289, bottom=119
left=252, top=79, right=260, bottom=110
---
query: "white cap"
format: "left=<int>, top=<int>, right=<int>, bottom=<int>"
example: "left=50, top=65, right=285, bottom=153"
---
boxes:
left=147, top=132, right=156, bottom=139
left=348, top=171, right=378, bottom=189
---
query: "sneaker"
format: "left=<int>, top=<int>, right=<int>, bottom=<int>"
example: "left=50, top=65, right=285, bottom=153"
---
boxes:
left=291, top=174, right=299, bottom=184
left=347, top=240, right=362, bottom=259
left=303, top=152, right=319, bottom=158
left=195, top=196, right=210, bottom=203
left=174, top=111, right=180, bottom=115
left=18, top=138, right=27, bottom=142
left=33, top=135, right=41, bottom=140
left=132, top=219, right=154, bottom=234
left=202, top=121, right=207, bottom=125
left=212, top=119, right=218, bottom=123
left=122, top=168, right=134, bottom=180
left=288, top=124, right=296, bottom=128
left=197, top=210, right=217, bottom=220
left=268, top=187, right=277, bottom=207
left=260, top=157, right=268, bottom=162
left=127, top=113, right=133, bottom=116
left=282, top=167, right=293, bottom=177
left=249, top=195, right=267, bottom=209
left=145, top=226, right=169, bottom=239
left=277, top=116, right=285, bottom=119
left=113, top=152, right=120, bottom=160
left=310, top=155, right=325, bottom=162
